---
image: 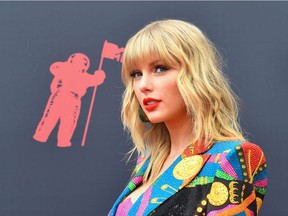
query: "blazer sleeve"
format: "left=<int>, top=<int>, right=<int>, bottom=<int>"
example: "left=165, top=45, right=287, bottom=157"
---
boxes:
left=207, top=142, right=268, bottom=216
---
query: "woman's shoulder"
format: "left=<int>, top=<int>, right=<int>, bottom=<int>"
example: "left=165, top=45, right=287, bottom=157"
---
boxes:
left=208, top=140, right=265, bottom=156
left=207, top=140, right=267, bottom=184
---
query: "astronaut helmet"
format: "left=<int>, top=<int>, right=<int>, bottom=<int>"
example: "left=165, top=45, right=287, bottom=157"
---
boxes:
left=67, top=53, right=90, bottom=73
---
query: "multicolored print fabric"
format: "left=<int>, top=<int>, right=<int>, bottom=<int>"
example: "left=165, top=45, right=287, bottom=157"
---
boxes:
left=109, top=141, right=268, bottom=216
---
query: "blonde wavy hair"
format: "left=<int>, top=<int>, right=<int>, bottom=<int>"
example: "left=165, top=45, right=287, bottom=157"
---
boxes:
left=121, top=19, right=245, bottom=183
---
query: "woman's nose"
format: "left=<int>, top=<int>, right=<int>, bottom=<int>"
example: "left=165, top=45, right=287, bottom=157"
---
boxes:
left=139, top=74, right=152, bottom=93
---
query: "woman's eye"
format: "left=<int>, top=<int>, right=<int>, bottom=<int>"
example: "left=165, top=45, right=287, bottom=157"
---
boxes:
left=155, top=65, right=168, bottom=73
left=130, top=71, right=142, bottom=79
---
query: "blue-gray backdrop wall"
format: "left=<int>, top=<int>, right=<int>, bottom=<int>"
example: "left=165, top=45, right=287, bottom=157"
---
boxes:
left=0, top=2, right=286, bottom=215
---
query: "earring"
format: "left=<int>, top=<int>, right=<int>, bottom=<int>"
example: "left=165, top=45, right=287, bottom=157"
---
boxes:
left=139, top=106, right=150, bottom=122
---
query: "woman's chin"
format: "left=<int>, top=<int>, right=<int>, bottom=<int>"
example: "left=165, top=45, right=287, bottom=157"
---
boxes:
left=148, top=117, right=164, bottom=124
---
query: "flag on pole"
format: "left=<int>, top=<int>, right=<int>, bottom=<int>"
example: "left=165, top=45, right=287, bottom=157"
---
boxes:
left=81, top=40, right=125, bottom=147
left=101, top=40, right=125, bottom=62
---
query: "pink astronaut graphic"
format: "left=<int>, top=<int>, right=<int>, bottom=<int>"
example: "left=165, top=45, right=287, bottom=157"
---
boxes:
left=33, top=41, right=124, bottom=148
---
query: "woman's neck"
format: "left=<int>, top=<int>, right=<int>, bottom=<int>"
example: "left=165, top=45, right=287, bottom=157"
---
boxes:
left=165, top=116, right=194, bottom=158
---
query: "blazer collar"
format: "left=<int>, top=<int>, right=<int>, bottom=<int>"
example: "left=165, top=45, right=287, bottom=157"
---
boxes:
left=109, top=142, right=211, bottom=216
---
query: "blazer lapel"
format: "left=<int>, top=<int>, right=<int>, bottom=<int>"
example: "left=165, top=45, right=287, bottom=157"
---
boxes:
left=128, top=144, right=211, bottom=216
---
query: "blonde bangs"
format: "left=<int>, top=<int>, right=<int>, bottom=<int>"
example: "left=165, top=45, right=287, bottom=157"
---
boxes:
left=122, top=25, right=181, bottom=86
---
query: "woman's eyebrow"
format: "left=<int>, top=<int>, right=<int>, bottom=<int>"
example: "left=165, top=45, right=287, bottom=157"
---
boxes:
left=149, top=60, right=162, bottom=67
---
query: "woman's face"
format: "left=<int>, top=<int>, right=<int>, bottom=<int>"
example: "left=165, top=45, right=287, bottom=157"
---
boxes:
left=131, top=58, right=187, bottom=124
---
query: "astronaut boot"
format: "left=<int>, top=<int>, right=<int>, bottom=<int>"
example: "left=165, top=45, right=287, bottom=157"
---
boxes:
left=57, top=139, right=72, bottom=148
left=33, top=132, right=48, bottom=143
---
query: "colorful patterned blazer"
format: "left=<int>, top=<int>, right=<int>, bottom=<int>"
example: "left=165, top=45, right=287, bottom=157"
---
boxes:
left=109, top=140, right=268, bottom=215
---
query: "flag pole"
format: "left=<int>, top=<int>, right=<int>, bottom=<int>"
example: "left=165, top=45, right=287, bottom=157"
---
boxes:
left=81, top=55, right=104, bottom=147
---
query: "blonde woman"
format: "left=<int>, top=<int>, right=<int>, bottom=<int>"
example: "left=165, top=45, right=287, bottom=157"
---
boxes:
left=109, top=19, right=268, bottom=216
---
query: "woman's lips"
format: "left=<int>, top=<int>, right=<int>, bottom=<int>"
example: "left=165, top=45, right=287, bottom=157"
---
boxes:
left=143, top=98, right=161, bottom=111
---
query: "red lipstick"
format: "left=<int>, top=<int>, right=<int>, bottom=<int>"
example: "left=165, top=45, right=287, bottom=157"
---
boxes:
left=143, top=98, right=161, bottom=111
